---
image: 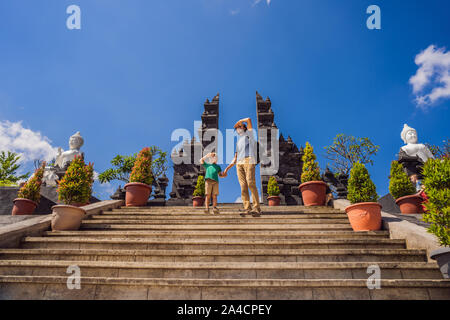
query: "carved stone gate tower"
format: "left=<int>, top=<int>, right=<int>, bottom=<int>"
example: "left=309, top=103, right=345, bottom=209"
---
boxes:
left=256, top=91, right=304, bottom=205
left=168, top=94, right=219, bottom=205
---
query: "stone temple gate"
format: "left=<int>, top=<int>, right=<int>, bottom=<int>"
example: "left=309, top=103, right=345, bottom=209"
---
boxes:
left=168, top=92, right=304, bottom=205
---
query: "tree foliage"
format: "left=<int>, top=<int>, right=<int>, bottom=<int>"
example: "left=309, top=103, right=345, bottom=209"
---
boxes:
left=389, top=160, right=416, bottom=199
left=58, top=156, right=94, bottom=205
left=193, top=175, right=205, bottom=197
left=267, top=176, right=281, bottom=197
left=324, top=134, right=379, bottom=175
left=422, top=158, right=450, bottom=247
left=301, top=142, right=322, bottom=183
left=17, top=162, right=46, bottom=203
left=347, top=162, right=378, bottom=204
left=99, top=147, right=167, bottom=184
left=0, top=151, right=29, bottom=184
left=426, top=138, right=450, bottom=159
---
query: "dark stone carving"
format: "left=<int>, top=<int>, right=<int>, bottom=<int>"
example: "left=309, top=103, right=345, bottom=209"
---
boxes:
left=168, top=94, right=219, bottom=205
left=322, top=168, right=348, bottom=199
left=398, top=149, right=425, bottom=180
left=256, top=91, right=304, bottom=205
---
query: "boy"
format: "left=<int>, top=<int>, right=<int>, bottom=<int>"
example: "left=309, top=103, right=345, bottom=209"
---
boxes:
left=200, top=152, right=226, bottom=214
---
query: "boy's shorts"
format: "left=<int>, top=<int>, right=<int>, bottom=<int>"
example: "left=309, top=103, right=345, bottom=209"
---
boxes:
left=205, top=179, right=219, bottom=196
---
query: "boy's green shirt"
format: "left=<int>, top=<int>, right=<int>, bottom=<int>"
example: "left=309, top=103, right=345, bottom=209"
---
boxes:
left=202, top=162, right=222, bottom=182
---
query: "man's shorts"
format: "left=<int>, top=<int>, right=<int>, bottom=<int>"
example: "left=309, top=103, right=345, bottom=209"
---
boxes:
left=205, top=179, right=219, bottom=196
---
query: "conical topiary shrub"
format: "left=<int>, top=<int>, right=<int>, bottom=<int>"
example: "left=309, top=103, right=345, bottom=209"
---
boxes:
left=124, top=147, right=153, bottom=207
left=267, top=176, right=281, bottom=206
left=52, top=156, right=94, bottom=231
left=389, top=160, right=423, bottom=214
left=299, top=142, right=327, bottom=206
left=301, top=142, right=322, bottom=183
left=192, top=175, right=205, bottom=207
left=58, top=156, right=94, bottom=206
left=345, top=162, right=381, bottom=231
left=12, top=162, right=46, bottom=215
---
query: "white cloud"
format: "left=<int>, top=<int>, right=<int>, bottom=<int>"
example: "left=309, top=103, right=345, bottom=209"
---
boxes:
left=252, top=0, right=271, bottom=7
left=0, top=120, right=58, bottom=162
left=235, top=196, right=242, bottom=203
left=409, top=45, right=450, bottom=108
left=230, top=8, right=240, bottom=15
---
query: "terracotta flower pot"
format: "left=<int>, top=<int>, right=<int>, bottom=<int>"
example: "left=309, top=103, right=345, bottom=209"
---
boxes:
left=192, top=196, right=205, bottom=207
left=124, top=182, right=152, bottom=207
left=299, top=181, right=327, bottom=206
left=345, top=202, right=382, bottom=231
left=395, top=194, right=424, bottom=214
left=11, top=198, right=37, bottom=216
left=51, top=205, right=86, bottom=231
left=267, top=196, right=281, bottom=206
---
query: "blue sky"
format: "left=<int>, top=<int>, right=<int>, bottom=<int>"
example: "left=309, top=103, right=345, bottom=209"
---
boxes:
left=0, top=0, right=449, bottom=202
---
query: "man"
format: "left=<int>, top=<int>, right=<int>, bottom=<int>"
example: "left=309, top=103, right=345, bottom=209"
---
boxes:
left=223, top=117, right=262, bottom=217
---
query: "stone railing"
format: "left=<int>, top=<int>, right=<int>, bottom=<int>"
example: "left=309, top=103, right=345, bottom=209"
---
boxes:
left=0, top=200, right=124, bottom=248
left=333, top=199, right=441, bottom=261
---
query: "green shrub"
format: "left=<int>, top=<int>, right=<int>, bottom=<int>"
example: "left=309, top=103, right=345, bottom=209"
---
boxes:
left=129, top=148, right=153, bottom=185
left=389, top=160, right=416, bottom=199
left=301, top=142, right=322, bottom=183
left=347, top=162, right=378, bottom=204
left=0, top=151, right=29, bottom=183
left=99, top=147, right=167, bottom=184
left=267, top=176, right=281, bottom=197
left=17, top=162, right=46, bottom=203
left=58, top=156, right=94, bottom=205
left=422, top=158, right=450, bottom=247
left=193, top=175, right=205, bottom=197
left=0, top=180, right=17, bottom=187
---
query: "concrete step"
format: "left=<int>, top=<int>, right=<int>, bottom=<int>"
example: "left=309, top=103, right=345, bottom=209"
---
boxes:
left=21, top=237, right=407, bottom=250
left=88, top=215, right=350, bottom=224
left=0, top=248, right=428, bottom=262
left=80, top=222, right=353, bottom=231
left=1, top=276, right=449, bottom=300
left=106, top=212, right=348, bottom=218
left=0, top=260, right=443, bottom=280
left=43, top=230, right=389, bottom=240
left=114, top=205, right=343, bottom=213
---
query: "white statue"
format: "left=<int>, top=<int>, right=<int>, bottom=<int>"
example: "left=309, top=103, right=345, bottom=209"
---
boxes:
left=400, top=124, right=434, bottom=163
left=398, top=124, right=434, bottom=189
left=55, top=131, right=84, bottom=169
left=42, top=167, right=59, bottom=186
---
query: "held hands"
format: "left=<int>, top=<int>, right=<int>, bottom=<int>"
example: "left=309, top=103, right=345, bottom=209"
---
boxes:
left=219, top=171, right=228, bottom=178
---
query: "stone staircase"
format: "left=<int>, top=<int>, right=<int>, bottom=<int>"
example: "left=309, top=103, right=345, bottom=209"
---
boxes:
left=0, top=204, right=449, bottom=300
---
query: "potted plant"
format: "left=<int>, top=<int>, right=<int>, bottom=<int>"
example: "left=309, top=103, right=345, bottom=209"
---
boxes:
left=12, top=162, right=45, bottom=215
left=422, top=158, right=450, bottom=278
left=299, top=142, right=327, bottom=206
left=345, top=162, right=382, bottom=231
left=192, top=175, right=205, bottom=207
left=389, top=160, right=423, bottom=214
left=52, top=156, right=94, bottom=231
left=99, top=147, right=168, bottom=201
left=124, top=147, right=153, bottom=207
left=267, top=176, right=281, bottom=206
